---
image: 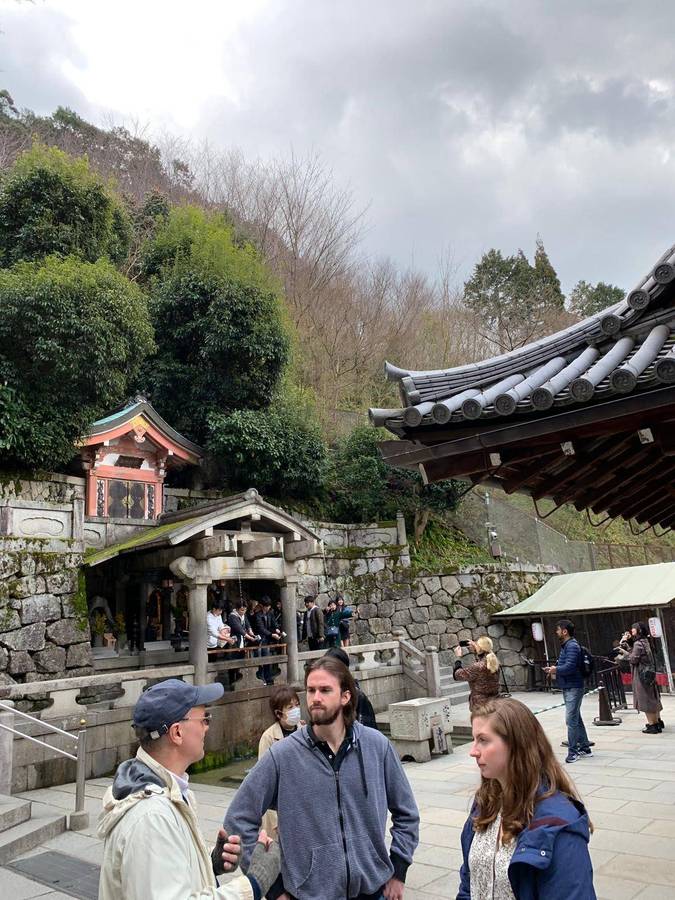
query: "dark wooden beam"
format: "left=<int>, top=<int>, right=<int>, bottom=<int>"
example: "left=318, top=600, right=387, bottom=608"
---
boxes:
left=387, top=386, right=675, bottom=469
left=601, top=459, right=675, bottom=516
left=530, top=437, right=627, bottom=502
left=609, top=480, right=670, bottom=521
left=574, top=447, right=662, bottom=511
left=633, top=492, right=675, bottom=524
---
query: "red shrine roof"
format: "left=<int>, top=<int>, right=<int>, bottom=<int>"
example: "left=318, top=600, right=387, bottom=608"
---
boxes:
left=83, top=396, right=203, bottom=465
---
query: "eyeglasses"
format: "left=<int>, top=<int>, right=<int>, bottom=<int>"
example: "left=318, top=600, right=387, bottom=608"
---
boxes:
left=180, top=712, right=212, bottom=725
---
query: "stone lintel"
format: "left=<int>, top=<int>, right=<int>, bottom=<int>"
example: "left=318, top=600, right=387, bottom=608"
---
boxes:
left=284, top=538, right=322, bottom=561
left=241, top=537, right=281, bottom=561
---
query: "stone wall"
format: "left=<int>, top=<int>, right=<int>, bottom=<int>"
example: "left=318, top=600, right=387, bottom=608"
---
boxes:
left=0, top=542, right=92, bottom=685
left=297, top=549, right=555, bottom=689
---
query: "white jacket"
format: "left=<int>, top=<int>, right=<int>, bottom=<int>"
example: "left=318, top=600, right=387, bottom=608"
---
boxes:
left=97, top=746, right=254, bottom=900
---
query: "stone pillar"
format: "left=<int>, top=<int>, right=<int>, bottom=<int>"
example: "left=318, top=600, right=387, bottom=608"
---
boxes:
left=280, top=581, right=299, bottom=685
left=425, top=645, right=442, bottom=698
left=189, top=581, right=209, bottom=685
left=0, top=700, right=15, bottom=795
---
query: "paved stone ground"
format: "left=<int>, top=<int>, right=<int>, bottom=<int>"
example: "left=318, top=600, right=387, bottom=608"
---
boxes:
left=2, top=691, right=674, bottom=899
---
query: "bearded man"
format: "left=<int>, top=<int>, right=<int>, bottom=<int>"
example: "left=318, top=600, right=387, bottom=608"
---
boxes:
left=221, top=657, right=419, bottom=900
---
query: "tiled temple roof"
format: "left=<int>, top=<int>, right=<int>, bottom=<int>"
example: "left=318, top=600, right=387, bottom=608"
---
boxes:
left=369, top=246, right=675, bottom=531
left=370, top=245, right=675, bottom=433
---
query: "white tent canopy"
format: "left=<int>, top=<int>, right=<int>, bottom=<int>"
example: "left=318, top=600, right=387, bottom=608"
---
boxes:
left=494, top=562, right=675, bottom=618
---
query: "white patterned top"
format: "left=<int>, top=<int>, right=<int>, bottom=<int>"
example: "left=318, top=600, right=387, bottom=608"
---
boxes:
left=468, top=812, right=517, bottom=900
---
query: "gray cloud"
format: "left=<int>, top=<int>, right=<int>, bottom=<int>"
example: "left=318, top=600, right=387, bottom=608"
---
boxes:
left=3, top=1, right=675, bottom=295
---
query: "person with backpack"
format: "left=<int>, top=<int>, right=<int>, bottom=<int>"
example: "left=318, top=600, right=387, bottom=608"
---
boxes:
left=543, top=619, right=594, bottom=764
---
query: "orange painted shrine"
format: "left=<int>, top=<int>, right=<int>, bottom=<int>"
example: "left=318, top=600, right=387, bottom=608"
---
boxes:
left=79, top=397, right=202, bottom=520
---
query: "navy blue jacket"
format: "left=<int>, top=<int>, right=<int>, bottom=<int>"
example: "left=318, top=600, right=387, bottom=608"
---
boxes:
left=456, top=791, right=595, bottom=899
left=554, top=637, right=584, bottom=689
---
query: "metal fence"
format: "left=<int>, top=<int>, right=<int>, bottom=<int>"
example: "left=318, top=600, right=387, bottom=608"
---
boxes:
left=452, top=488, right=675, bottom=574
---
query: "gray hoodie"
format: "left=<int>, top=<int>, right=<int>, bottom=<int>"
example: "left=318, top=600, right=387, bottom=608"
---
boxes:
left=224, top=721, right=419, bottom=900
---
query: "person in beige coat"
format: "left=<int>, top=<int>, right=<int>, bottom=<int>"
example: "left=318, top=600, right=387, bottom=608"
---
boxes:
left=98, top=679, right=279, bottom=900
left=257, top=684, right=302, bottom=838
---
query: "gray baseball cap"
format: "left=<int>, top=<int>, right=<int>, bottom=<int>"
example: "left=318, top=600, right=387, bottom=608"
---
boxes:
left=132, top=678, right=224, bottom=738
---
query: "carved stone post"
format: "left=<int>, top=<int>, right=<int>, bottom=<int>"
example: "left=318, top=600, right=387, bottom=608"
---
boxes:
left=170, top=556, right=211, bottom=686
left=188, top=581, right=209, bottom=685
left=280, top=581, right=299, bottom=684
left=0, top=700, right=15, bottom=795
left=425, top=645, right=442, bottom=698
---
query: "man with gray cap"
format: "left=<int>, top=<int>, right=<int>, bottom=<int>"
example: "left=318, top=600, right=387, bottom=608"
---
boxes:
left=98, top=678, right=279, bottom=900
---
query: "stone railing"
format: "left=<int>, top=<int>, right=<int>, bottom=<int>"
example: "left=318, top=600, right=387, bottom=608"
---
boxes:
left=0, top=664, right=195, bottom=717
left=0, top=637, right=424, bottom=718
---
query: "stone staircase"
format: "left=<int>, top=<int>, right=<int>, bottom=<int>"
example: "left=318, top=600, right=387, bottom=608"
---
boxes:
left=376, top=668, right=472, bottom=741
left=439, top=666, right=471, bottom=706
left=0, top=794, right=66, bottom=865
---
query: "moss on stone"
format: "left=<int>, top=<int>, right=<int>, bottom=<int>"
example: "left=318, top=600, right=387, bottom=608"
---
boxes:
left=188, top=744, right=255, bottom=774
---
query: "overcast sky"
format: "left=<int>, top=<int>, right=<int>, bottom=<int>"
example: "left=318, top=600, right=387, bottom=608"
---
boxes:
left=3, top=0, right=675, bottom=293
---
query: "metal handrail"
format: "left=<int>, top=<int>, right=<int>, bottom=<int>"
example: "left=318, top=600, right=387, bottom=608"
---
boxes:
left=0, top=699, right=88, bottom=829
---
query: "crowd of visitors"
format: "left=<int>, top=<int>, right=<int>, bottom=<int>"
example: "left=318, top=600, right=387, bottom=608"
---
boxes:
left=100, top=595, right=675, bottom=898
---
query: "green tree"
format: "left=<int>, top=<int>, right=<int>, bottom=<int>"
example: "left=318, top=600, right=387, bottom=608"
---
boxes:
left=0, top=256, right=154, bottom=469
left=464, top=242, right=565, bottom=350
left=207, top=397, right=328, bottom=500
left=569, top=280, right=624, bottom=317
left=0, top=144, right=131, bottom=266
left=329, top=427, right=462, bottom=537
left=533, top=237, right=564, bottom=309
left=139, top=207, right=290, bottom=444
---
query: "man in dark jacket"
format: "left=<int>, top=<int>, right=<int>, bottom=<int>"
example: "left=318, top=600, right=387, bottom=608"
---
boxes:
left=301, top=595, right=324, bottom=650
left=254, top=597, right=281, bottom=686
left=223, top=657, right=419, bottom=900
left=544, top=619, right=593, bottom=763
left=325, top=646, right=378, bottom=729
left=228, top=601, right=260, bottom=684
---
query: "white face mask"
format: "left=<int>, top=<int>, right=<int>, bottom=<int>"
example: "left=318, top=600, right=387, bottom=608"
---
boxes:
left=285, top=706, right=302, bottom=727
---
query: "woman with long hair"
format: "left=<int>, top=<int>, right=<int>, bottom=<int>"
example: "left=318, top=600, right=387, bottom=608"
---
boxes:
left=625, top=622, right=663, bottom=733
left=457, top=698, right=595, bottom=899
left=453, top=635, right=500, bottom=709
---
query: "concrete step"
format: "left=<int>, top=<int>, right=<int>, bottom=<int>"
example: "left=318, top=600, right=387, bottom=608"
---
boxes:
left=0, top=801, right=67, bottom=865
left=0, top=795, right=31, bottom=835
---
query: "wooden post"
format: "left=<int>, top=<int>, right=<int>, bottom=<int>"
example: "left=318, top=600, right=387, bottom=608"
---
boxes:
left=281, top=581, right=299, bottom=685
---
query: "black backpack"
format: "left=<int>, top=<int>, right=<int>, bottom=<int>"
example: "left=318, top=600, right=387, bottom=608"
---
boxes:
left=577, top=644, right=595, bottom=679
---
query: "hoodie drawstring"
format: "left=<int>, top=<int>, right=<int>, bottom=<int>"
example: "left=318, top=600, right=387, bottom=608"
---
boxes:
left=354, top=738, right=369, bottom=797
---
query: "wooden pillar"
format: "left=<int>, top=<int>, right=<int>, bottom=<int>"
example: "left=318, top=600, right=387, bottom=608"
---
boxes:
left=189, top=581, right=209, bottom=685
left=281, top=581, right=299, bottom=685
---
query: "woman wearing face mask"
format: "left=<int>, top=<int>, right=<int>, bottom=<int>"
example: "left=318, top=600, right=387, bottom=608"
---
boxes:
left=258, top=685, right=303, bottom=839
left=457, top=698, right=596, bottom=899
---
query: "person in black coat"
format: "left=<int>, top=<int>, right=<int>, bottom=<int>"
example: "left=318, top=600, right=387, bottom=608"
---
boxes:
left=324, top=647, right=378, bottom=729
left=227, top=601, right=260, bottom=684
left=253, top=597, right=281, bottom=686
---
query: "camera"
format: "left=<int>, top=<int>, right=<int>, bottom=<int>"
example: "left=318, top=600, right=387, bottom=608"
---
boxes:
left=459, top=639, right=471, bottom=647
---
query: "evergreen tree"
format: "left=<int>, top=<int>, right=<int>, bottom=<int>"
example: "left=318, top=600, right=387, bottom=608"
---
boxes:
left=569, top=280, right=624, bottom=317
left=533, top=237, right=565, bottom=309
left=464, top=241, right=565, bottom=350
